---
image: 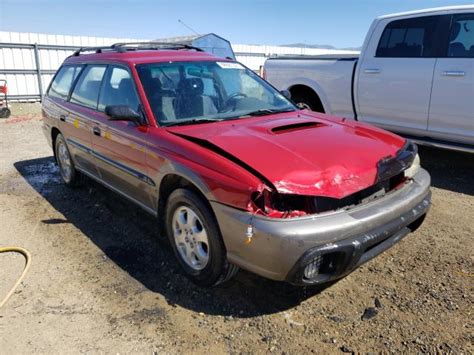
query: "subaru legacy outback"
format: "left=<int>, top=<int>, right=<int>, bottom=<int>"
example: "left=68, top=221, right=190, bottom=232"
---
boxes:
left=42, top=43, right=431, bottom=286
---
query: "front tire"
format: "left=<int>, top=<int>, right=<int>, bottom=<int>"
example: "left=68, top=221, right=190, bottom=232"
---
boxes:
left=55, top=133, right=80, bottom=187
left=165, top=188, right=238, bottom=287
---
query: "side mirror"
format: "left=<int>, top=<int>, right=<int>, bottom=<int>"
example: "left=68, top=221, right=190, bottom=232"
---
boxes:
left=105, top=105, right=143, bottom=124
left=280, top=90, right=291, bottom=100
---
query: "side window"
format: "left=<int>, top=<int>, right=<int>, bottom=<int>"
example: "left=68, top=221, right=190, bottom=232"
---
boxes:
left=98, top=66, right=140, bottom=112
left=448, top=14, right=474, bottom=57
left=48, top=65, right=83, bottom=99
left=70, top=65, right=106, bottom=109
left=376, top=16, right=440, bottom=58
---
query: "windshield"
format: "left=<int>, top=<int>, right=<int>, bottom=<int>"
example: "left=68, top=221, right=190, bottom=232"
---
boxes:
left=136, top=61, right=296, bottom=126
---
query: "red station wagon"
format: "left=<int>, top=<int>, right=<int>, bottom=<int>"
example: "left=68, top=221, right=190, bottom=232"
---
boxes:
left=42, top=42, right=431, bottom=286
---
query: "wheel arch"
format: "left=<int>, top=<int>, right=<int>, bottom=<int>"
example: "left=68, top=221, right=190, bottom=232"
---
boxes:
left=289, top=84, right=325, bottom=113
left=156, top=164, right=218, bottom=234
left=284, top=77, right=331, bottom=114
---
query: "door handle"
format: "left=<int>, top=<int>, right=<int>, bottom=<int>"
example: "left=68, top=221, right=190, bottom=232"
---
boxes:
left=442, top=70, right=465, bottom=77
left=59, top=115, right=66, bottom=122
left=93, top=127, right=101, bottom=136
left=364, top=68, right=381, bottom=74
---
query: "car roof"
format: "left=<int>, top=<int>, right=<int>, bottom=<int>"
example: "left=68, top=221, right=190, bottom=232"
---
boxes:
left=377, top=5, right=474, bottom=20
left=64, top=49, right=228, bottom=65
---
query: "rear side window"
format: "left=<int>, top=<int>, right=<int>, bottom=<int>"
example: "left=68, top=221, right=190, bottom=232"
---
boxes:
left=98, top=66, right=140, bottom=112
left=376, top=16, right=440, bottom=57
left=448, top=14, right=474, bottom=57
left=48, top=65, right=82, bottom=99
left=70, top=65, right=106, bottom=109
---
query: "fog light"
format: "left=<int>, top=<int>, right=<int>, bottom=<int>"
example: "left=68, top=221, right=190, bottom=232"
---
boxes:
left=304, top=255, right=323, bottom=280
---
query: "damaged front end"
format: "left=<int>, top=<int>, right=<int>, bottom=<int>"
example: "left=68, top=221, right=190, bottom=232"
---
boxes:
left=248, top=141, right=419, bottom=219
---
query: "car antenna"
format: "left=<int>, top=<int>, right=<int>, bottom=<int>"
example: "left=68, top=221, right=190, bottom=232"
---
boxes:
left=178, top=19, right=200, bottom=36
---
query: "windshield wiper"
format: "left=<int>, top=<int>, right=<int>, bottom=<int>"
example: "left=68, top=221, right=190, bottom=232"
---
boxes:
left=239, top=108, right=296, bottom=118
left=163, top=118, right=223, bottom=127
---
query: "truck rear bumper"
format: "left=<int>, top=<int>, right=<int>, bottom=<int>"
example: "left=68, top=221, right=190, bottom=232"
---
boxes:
left=211, top=168, right=431, bottom=285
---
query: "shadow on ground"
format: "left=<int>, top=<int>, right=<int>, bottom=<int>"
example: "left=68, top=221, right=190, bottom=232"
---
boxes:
left=418, top=146, right=474, bottom=196
left=14, top=157, right=330, bottom=317
left=14, top=147, right=469, bottom=316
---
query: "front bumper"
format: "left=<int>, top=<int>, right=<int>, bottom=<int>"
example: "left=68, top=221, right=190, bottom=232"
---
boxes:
left=211, top=168, right=431, bottom=285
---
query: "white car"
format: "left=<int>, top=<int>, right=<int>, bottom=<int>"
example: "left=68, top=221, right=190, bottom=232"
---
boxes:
left=264, top=6, right=474, bottom=153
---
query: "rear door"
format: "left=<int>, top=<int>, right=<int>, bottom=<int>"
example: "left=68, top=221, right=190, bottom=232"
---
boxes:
left=91, top=64, right=154, bottom=210
left=44, top=64, right=97, bottom=174
left=356, top=15, right=448, bottom=135
left=65, top=64, right=107, bottom=177
left=428, top=13, right=474, bottom=145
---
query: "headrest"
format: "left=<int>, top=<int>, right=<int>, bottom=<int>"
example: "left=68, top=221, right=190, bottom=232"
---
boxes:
left=85, top=80, right=101, bottom=92
left=179, top=78, right=204, bottom=96
left=137, top=67, right=162, bottom=92
left=119, top=78, right=133, bottom=91
left=450, top=22, right=461, bottom=42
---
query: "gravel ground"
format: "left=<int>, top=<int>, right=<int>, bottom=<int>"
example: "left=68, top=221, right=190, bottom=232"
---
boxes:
left=0, top=105, right=472, bottom=353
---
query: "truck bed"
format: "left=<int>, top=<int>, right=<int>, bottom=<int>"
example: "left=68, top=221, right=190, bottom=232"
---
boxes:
left=267, top=53, right=359, bottom=61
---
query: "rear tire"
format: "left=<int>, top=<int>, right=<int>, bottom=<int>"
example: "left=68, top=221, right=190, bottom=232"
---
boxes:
left=165, top=188, right=238, bottom=287
left=291, top=92, right=324, bottom=112
left=0, top=107, right=11, bottom=119
left=55, top=133, right=80, bottom=187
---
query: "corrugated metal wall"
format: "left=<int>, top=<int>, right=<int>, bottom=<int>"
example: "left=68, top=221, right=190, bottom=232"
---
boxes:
left=0, top=31, right=140, bottom=100
left=0, top=31, right=357, bottom=100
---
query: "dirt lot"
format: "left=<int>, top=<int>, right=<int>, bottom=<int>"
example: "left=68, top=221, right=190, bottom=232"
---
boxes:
left=0, top=104, right=473, bottom=353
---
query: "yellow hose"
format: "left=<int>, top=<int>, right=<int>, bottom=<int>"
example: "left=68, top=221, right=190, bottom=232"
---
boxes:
left=0, top=247, right=31, bottom=308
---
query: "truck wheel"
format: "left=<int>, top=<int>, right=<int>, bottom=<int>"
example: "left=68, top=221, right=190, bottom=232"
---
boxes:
left=291, top=92, right=324, bottom=112
left=165, top=188, right=239, bottom=287
left=55, top=133, right=80, bottom=187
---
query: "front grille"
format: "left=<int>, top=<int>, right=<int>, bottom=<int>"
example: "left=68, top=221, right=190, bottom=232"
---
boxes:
left=271, top=172, right=406, bottom=215
left=312, top=172, right=406, bottom=213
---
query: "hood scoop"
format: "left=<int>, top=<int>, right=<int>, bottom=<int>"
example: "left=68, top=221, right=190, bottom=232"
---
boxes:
left=271, top=121, right=323, bottom=134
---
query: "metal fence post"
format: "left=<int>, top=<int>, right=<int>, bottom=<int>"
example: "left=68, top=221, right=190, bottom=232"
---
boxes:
left=33, top=43, right=44, bottom=101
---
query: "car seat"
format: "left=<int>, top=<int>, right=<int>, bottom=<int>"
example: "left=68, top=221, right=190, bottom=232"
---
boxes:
left=174, top=78, right=217, bottom=119
left=448, top=23, right=467, bottom=57
left=138, top=68, right=176, bottom=121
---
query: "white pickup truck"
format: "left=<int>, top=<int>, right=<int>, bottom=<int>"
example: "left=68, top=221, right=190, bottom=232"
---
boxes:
left=264, top=6, right=474, bottom=153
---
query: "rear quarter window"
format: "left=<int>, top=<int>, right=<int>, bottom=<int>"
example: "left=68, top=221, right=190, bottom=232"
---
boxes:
left=48, top=65, right=83, bottom=100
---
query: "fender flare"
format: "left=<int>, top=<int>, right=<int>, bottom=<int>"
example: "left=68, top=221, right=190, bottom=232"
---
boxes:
left=154, top=160, right=217, bottom=211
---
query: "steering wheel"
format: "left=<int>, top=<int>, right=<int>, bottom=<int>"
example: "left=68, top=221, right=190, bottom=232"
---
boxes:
left=220, top=92, right=248, bottom=112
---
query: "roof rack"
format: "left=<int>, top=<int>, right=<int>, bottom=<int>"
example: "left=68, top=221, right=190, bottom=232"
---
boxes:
left=72, top=41, right=204, bottom=56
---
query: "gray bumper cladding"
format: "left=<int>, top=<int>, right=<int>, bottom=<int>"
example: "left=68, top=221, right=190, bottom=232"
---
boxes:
left=285, top=192, right=430, bottom=285
left=211, top=168, right=431, bottom=284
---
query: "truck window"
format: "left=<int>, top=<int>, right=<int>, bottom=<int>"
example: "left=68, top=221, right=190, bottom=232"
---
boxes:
left=70, top=65, right=106, bottom=109
left=448, top=14, right=474, bottom=57
left=376, top=16, right=440, bottom=58
left=48, top=65, right=83, bottom=100
left=98, top=66, right=141, bottom=112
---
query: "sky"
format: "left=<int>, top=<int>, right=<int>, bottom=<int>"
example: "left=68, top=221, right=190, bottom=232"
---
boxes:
left=0, top=0, right=473, bottom=48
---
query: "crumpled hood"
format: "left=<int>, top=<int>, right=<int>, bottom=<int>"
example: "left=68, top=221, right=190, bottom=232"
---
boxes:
left=167, top=112, right=406, bottom=199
